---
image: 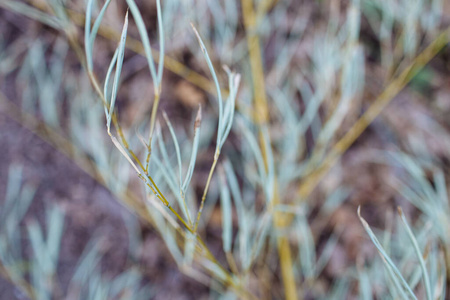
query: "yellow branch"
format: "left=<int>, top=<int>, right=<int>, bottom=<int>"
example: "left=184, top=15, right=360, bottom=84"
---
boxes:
left=273, top=184, right=298, bottom=300
left=0, top=90, right=253, bottom=298
left=0, top=3, right=247, bottom=294
left=241, top=0, right=269, bottom=124
left=241, top=0, right=298, bottom=299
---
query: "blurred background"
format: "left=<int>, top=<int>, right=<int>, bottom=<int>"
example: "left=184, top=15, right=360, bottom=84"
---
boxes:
left=1, top=0, right=450, bottom=299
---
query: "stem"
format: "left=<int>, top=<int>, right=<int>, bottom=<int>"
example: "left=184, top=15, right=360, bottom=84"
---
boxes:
left=181, top=192, right=193, bottom=227
left=226, top=251, right=240, bottom=275
left=144, top=90, right=161, bottom=174
left=0, top=264, right=36, bottom=300
left=193, top=149, right=220, bottom=233
left=241, top=0, right=268, bottom=125
left=2, top=1, right=256, bottom=297
left=273, top=184, right=298, bottom=300
left=241, top=0, right=298, bottom=299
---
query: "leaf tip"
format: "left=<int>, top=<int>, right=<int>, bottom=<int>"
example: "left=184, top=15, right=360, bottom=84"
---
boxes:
left=194, top=105, right=202, bottom=129
left=162, top=110, right=169, bottom=122
left=397, top=206, right=403, bottom=217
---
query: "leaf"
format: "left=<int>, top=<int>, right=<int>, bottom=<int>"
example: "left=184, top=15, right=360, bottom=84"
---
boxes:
left=182, top=105, right=202, bottom=194
left=191, top=23, right=223, bottom=146
left=397, top=207, right=432, bottom=300
left=107, top=11, right=128, bottom=132
left=125, top=0, right=158, bottom=87
left=162, top=111, right=182, bottom=187
left=219, top=168, right=232, bottom=253
left=358, top=206, right=417, bottom=300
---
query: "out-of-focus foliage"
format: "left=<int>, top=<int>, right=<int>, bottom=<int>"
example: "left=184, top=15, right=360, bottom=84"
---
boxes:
left=0, top=0, right=449, bottom=299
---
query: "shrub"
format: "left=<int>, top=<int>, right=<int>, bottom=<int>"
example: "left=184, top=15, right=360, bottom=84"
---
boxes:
left=0, top=0, right=449, bottom=299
